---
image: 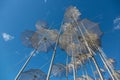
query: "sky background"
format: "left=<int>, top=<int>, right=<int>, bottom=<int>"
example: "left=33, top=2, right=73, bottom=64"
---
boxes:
left=0, top=0, right=120, bottom=80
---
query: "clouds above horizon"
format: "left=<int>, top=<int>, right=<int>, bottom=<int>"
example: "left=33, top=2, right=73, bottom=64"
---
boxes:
left=1, top=33, right=14, bottom=41
left=113, top=17, right=120, bottom=30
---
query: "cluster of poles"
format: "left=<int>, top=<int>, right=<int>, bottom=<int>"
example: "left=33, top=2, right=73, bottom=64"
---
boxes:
left=15, top=6, right=120, bottom=80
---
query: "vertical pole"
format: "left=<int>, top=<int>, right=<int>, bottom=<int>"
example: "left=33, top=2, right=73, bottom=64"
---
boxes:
left=46, top=28, right=62, bottom=80
left=66, top=55, right=68, bottom=80
left=15, top=49, right=37, bottom=80
left=72, top=55, right=76, bottom=80
left=91, top=56, right=104, bottom=80
left=99, top=52, right=115, bottom=80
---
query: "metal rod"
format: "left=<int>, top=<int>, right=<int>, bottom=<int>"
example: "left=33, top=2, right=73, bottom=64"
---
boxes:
left=15, top=49, right=37, bottom=80
left=99, top=51, right=115, bottom=80
left=46, top=27, right=62, bottom=80
left=72, top=55, right=76, bottom=80
left=66, top=55, right=69, bottom=80
left=91, top=56, right=104, bottom=80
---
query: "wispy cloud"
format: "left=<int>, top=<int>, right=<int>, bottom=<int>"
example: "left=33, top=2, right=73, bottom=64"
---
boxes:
left=113, top=17, right=120, bottom=30
left=2, top=33, right=14, bottom=41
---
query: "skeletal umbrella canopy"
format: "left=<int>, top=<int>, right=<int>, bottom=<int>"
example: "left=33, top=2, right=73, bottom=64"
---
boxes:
left=21, top=30, right=35, bottom=48
left=35, top=20, right=48, bottom=31
left=66, top=63, right=74, bottom=74
left=107, top=58, right=116, bottom=68
left=107, top=58, right=115, bottom=64
left=64, top=6, right=81, bottom=22
left=66, top=43, right=81, bottom=57
left=61, top=22, right=77, bottom=32
left=80, top=19, right=103, bottom=37
left=77, top=19, right=102, bottom=50
left=66, top=54, right=91, bottom=74
left=19, top=69, right=47, bottom=80
left=66, top=60, right=81, bottom=75
left=31, top=29, right=58, bottom=52
left=75, top=53, right=92, bottom=64
left=59, top=27, right=79, bottom=50
left=51, top=63, right=66, bottom=78
left=83, top=33, right=101, bottom=51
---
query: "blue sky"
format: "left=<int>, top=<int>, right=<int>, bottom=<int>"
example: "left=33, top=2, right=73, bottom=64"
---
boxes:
left=0, top=0, right=120, bottom=80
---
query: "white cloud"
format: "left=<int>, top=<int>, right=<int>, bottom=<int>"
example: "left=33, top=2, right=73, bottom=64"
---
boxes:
left=114, top=17, right=120, bottom=30
left=2, top=33, right=14, bottom=41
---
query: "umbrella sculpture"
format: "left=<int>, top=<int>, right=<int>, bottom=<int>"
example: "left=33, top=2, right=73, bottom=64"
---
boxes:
left=62, top=6, right=118, bottom=80
left=19, top=69, right=47, bottom=80
left=15, top=22, right=58, bottom=80
left=35, top=20, right=48, bottom=30
left=21, top=30, right=35, bottom=48
left=59, top=23, right=79, bottom=50
left=51, top=63, right=66, bottom=78
left=15, top=6, right=120, bottom=80
left=64, top=6, right=81, bottom=23
left=31, top=29, right=58, bottom=52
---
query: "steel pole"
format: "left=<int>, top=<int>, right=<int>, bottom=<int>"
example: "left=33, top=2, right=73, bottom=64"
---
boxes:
left=15, top=49, right=37, bottom=80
